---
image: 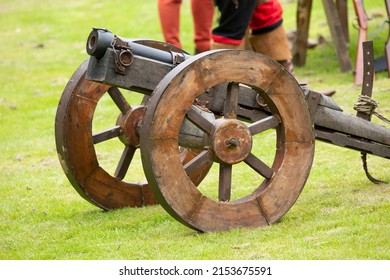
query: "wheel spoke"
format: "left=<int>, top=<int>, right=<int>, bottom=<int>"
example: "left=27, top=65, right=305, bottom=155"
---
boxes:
left=248, top=115, right=280, bottom=135
left=114, top=145, right=136, bottom=180
left=184, top=149, right=212, bottom=175
left=186, top=105, right=214, bottom=134
left=93, top=125, right=122, bottom=144
left=224, top=82, right=239, bottom=119
left=108, top=87, right=131, bottom=114
left=244, top=153, right=274, bottom=179
left=219, top=163, right=232, bottom=201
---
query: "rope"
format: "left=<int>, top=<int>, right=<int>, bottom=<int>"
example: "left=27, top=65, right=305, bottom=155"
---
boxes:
left=353, top=95, right=390, bottom=124
left=361, top=152, right=387, bottom=184
left=354, top=95, right=389, bottom=184
left=368, top=20, right=389, bottom=40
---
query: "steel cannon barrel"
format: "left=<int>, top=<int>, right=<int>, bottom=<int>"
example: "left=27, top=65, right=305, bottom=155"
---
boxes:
left=86, top=28, right=191, bottom=64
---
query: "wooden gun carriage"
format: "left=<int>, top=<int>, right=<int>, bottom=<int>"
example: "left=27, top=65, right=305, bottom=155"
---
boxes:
left=55, top=28, right=390, bottom=232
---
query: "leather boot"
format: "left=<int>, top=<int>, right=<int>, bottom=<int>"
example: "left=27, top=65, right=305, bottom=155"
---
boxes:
left=249, top=24, right=294, bottom=75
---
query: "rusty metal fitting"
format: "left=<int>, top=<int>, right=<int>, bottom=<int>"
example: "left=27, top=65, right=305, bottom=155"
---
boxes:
left=171, top=51, right=185, bottom=66
left=111, top=36, right=134, bottom=74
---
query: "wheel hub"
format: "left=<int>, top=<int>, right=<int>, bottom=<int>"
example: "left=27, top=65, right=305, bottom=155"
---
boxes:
left=211, top=118, right=252, bottom=164
left=116, top=105, right=145, bottom=147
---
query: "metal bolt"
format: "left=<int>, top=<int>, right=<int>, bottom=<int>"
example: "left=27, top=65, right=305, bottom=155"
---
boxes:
left=225, top=137, right=240, bottom=148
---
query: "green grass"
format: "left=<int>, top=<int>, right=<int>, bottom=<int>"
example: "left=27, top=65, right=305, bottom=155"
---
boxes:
left=0, top=0, right=389, bottom=260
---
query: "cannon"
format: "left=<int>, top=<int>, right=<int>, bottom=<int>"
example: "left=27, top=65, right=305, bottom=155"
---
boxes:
left=55, top=28, right=389, bottom=232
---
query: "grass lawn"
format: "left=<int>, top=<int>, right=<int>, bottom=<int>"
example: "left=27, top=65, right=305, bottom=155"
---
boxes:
left=0, top=0, right=389, bottom=260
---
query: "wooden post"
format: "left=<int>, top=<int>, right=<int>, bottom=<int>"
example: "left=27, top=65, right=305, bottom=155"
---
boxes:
left=293, top=0, right=313, bottom=66
left=336, top=0, right=349, bottom=43
left=353, top=0, right=369, bottom=85
left=385, top=0, right=390, bottom=77
left=322, top=0, right=352, bottom=72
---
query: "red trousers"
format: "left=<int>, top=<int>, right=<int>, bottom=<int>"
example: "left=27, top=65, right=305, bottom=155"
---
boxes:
left=158, top=0, right=214, bottom=52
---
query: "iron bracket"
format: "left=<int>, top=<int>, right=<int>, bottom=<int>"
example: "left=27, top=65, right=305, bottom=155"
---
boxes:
left=111, top=36, right=134, bottom=74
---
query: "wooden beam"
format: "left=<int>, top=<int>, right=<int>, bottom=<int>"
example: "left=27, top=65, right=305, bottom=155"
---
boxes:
left=336, top=0, right=349, bottom=42
left=293, top=0, right=313, bottom=66
left=322, top=0, right=352, bottom=72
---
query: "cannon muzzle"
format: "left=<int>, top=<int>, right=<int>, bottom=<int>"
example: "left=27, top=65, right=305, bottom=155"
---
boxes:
left=86, top=28, right=191, bottom=64
left=86, top=28, right=115, bottom=59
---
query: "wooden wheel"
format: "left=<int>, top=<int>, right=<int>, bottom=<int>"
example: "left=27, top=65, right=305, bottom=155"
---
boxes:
left=140, top=50, right=315, bottom=232
left=55, top=59, right=157, bottom=209
left=55, top=58, right=211, bottom=210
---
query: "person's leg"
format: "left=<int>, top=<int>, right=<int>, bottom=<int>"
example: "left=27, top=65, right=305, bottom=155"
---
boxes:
left=249, top=0, right=294, bottom=73
left=211, top=0, right=257, bottom=49
left=158, top=0, right=183, bottom=48
left=191, top=0, right=215, bottom=53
